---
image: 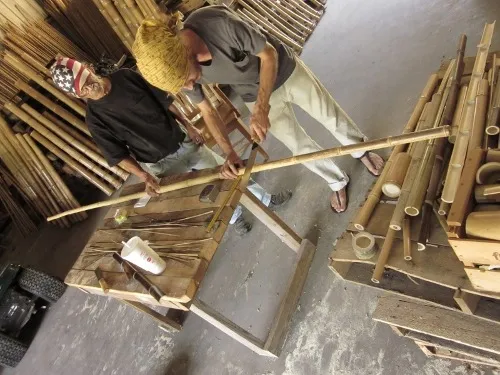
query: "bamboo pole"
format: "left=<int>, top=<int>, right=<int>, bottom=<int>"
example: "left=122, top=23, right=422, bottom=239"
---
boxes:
left=135, top=0, right=153, bottom=18
left=0, top=174, right=37, bottom=234
left=4, top=102, right=123, bottom=189
left=380, top=152, right=411, bottom=198
left=91, top=0, right=126, bottom=48
left=285, top=0, right=321, bottom=21
left=371, top=227, right=397, bottom=284
left=31, top=131, right=114, bottom=196
left=441, top=22, right=495, bottom=203
left=114, top=0, right=138, bottom=35
left=47, top=126, right=450, bottom=221
left=449, top=84, right=468, bottom=143
left=468, top=79, right=489, bottom=151
left=21, top=103, right=128, bottom=180
left=486, top=64, right=500, bottom=135
left=403, top=217, right=412, bottom=261
left=124, top=0, right=144, bottom=25
left=15, top=80, right=91, bottom=136
left=352, top=74, right=439, bottom=230
left=99, top=0, right=134, bottom=48
left=438, top=200, right=451, bottom=215
left=23, top=134, right=87, bottom=222
left=261, top=0, right=314, bottom=33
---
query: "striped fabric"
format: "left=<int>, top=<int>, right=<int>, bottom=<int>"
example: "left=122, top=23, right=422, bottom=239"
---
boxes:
left=50, top=57, right=90, bottom=97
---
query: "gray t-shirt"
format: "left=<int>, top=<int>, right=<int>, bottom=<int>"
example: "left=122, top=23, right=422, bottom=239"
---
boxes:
left=183, top=6, right=296, bottom=103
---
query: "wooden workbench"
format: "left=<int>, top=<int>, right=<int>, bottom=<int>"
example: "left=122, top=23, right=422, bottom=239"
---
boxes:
left=65, top=166, right=316, bottom=357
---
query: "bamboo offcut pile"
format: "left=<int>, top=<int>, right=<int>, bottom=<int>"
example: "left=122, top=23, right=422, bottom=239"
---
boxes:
left=235, top=0, right=325, bottom=54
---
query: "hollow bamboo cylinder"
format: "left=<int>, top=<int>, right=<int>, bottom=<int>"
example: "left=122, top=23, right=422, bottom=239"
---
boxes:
left=475, top=184, right=500, bottom=203
left=403, top=217, right=412, bottom=261
left=449, top=85, right=468, bottom=143
left=371, top=228, right=397, bottom=284
left=486, top=64, right=500, bottom=135
left=352, top=74, right=439, bottom=230
left=468, top=79, right=489, bottom=150
left=441, top=22, right=495, bottom=203
left=21, top=103, right=128, bottom=180
left=23, top=134, right=87, bottom=222
left=486, top=149, right=500, bottom=163
left=381, top=152, right=411, bottom=198
left=4, top=102, right=122, bottom=189
left=466, top=211, right=500, bottom=240
left=31, top=131, right=114, bottom=196
left=3, top=51, right=86, bottom=117
left=438, top=200, right=451, bottom=215
left=47, top=126, right=451, bottom=221
left=14, top=80, right=91, bottom=136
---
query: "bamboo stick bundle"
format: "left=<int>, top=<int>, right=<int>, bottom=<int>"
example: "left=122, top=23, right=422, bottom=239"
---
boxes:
left=30, top=131, right=114, bottom=196
left=135, top=0, right=153, bottom=18
left=441, top=22, right=495, bottom=203
left=143, top=0, right=161, bottom=17
left=14, top=134, right=70, bottom=228
left=468, top=79, right=489, bottom=151
left=20, top=103, right=128, bottom=180
left=124, top=0, right=144, bottom=25
left=0, top=174, right=37, bottom=235
left=261, top=0, right=314, bottom=34
left=283, top=0, right=321, bottom=21
left=47, top=126, right=450, bottom=221
left=24, top=134, right=87, bottom=222
left=4, top=102, right=123, bottom=189
left=1, top=39, right=50, bottom=76
left=353, top=74, right=439, bottom=230
left=449, top=84, right=468, bottom=143
left=14, top=80, right=91, bottom=136
left=42, top=112, right=99, bottom=153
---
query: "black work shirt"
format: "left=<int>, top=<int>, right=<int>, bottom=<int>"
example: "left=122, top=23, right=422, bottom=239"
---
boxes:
left=86, top=69, right=185, bottom=167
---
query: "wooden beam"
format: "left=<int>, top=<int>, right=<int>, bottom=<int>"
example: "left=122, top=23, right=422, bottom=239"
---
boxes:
left=121, top=300, right=182, bottom=332
left=453, top=288, right=481, bottom=314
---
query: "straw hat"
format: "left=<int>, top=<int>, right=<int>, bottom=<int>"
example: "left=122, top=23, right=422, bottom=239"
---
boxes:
left=133, top=16, right=189, bottom=94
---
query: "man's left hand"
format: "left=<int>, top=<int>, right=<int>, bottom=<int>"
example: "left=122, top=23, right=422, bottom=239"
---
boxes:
left=250, top=103, right=271, bottom=143
left=186, top=125, right=205, bottom=145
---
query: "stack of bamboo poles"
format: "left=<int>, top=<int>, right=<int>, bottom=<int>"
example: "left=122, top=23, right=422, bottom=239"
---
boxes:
left=90, top=0, right=162, bottom=51
left=234, top=0, right=325, bottom=54
left=41, top=0, right=128, bottom=61
left=0, top=0, right=46, bottom=28
left=350, top=23, right=498, bottom=284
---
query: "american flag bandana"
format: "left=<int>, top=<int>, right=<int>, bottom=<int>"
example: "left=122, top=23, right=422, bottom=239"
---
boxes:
left=50, top=57, right=90, bottom=97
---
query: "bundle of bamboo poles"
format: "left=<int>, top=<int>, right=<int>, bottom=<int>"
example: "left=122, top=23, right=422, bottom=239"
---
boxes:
left=349, top=23, right=499, bottom=284
left=41, top=0, right=128, bottom=60
left=0, top=0, right=46, bottom=28
left=235, top=0, right=325, bottom=54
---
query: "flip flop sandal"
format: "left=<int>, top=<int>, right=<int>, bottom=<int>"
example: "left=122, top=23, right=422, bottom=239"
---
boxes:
left=331, top=187, right=348, bottom=213
left=359, top=151, right=383, bottom=177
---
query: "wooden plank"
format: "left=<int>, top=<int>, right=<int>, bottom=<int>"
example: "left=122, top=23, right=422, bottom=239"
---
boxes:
left=415, top=342, right=433, bottom=357
left=449, top=238, right=500, bottom=265
left=190, top=299, right=274, bottom=357
left=240, top=190, right=301, bottom=252
left=430, top=347, right=500, bottom=367
left=264, top=239, right=316, bottom=355
left=465, top=267, right=500, bottom=293
left=447, top=149, right=485, bottom=227
left=389, top=325, right=408, bottom=337
left=373, top=295, right=500, bottom=355
left=453, top=288, right=480, bottom=314
left=121, top=300, right=183, bottom=332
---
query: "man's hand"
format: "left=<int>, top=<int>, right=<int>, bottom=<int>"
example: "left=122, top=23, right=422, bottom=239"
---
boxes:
left=220, top=151, right=243, bottom=179
left=140, top=172, right=161, bottom=197
left=250, top=103, right=271, bottom=143
left=186, top=124, right=205, bottom=145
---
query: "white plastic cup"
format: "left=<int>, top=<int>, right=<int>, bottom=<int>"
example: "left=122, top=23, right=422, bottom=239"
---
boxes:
left=121, top=236, right=166, bottom=275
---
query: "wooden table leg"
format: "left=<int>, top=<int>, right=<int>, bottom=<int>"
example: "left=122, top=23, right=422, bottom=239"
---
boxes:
left=121, top=300, right=183, bottom=332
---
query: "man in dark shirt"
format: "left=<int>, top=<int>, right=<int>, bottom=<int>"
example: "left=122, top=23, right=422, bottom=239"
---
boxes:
left=133, top=7, right=385, bottom=213
left=50, top=57, right=289, bottom=233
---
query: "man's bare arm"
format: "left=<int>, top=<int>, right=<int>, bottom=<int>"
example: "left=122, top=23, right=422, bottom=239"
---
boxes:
left=120, top=156, right=160, bottom=196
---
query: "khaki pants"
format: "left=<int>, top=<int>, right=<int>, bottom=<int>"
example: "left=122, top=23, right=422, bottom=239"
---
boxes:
left=246, top=57, right=366, bottom=192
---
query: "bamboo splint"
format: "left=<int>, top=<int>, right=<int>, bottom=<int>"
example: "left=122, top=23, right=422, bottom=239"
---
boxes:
left=353, top=74, right=439, bottom=230
left=47, top=127, right=450, bottom=221
left=441, top=22, right=495, bottom=203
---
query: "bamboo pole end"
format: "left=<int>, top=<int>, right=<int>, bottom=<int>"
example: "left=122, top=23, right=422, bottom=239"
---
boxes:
left=389, top=223, right=402, bottom=231
left=371, top=277, right=380, bottom=284
left=417, top=243, right=426, bottom=251
left=404, top=255, right=412, bottom=261
left=353, top=223, right=365, bottom=231
left=404, top=207, right=420, bottom=216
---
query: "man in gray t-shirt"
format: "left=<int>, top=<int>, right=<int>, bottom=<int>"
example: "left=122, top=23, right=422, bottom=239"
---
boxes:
left=133, top=6, right=384, bottom=213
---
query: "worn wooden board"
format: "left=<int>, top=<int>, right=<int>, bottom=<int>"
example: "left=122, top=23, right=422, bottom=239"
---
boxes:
left=465, top=267, right=500, bottom=293
left=373, top=295, right=500, bottom=355
left=449, top=238, right=500, bottom=265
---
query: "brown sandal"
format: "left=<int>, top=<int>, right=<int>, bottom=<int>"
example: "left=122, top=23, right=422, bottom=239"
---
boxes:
left=330, top=187, right=348, bottom=213
left=359, top=152, right=384, bottom=177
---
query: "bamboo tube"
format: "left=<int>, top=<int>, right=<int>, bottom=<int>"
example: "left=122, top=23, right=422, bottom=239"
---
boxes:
left=402, top=217, right=412, bottom=261
left=381, top=152, right=411, bottom=198
left=42, top=112, right=100, bottom=153
left=21, top=103, right=128, bottom=180
left=135, top=0, right=152, bottom=18
left=90, top=0, right=127, bottom=49
left=438, top=200, right=451, bottom=215
left=486, top=149, right=500, bottom=163
left=124, top=0, right=144, bottom=25
left=442, top=22, right=495, bottom=203
left=143, top=0, right=161, bottom=16
left=352, top=74, right=440, bottom=230
left=114, top=0, right=138, bottom=35
left=20, top=134, right=82, bottom=222
left=468, top=79, right=489, bottom=150
left=285, top=0, right=321, bottom=21
left=475, top=184, right=500, bottom=203
left=23, top=134, right=87, bottom=222
left=2, top=39, right=50, bottom=76
left=443, top=35, right=467, bottom=127
left=0, top=175, right=37, bottom=234
left=486, top=64, right=500, bottom=135
left=449, top=85, right=468, bottom=143
left=15, top=80, right=91, bottom=136
left=99, top=0, right=134, bottom=48
left=31, top=131, right=114, bottom=196
left=47, top=126, right=450, bottom=221
left=3, top=51, right=86, bottom=117
left=466, top=211, right=500, bottom=240
left=14, top=134, right=70, bottom=228
left=371, top=227, right=397, bottom=284
left=261, top=0, right=314, bottom=33
left=4, top=102, right=122, bottom=189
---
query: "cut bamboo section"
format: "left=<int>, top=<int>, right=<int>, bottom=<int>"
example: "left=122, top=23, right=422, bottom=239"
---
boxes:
left=381, top=152, right=411, bottom=198
left=402, top=217, right=412, bottom=261
left=438, top=200, right=451, bottom=216
left=441, top=22, right=495, bottom=203
left=468, top=79, right=489, bottom=150
left=352, top=74, right=439, bottom=230
left=47, top=126, right=451, bottom=221
left=466, top=211, right=500, bottom=240
left=31, top=131, right=114, bottom=196
left=449, top=84, right=468, bottom=143
left=371, top=227, right=397, bottom=284
left=14, top=80, right=91, bottom=136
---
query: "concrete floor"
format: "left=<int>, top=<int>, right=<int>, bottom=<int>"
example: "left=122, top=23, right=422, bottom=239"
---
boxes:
left=3, top=1, right=500, bottom=374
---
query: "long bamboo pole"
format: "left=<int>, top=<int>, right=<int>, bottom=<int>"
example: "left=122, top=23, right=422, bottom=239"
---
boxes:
left=441, top=22, right=495, bottom=203
left=403, top=217, right=412, bottom=261
left=486, top=66, right=500, bottom=135
left=352, top=74, right=439, bottom=230
left=47, top=127, right=450, bottom=221
left=371, top=227, right=397, bottom=284
left=468, top=79, right=489, bottom=151
left=449, top=84, right=468, bottom=143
